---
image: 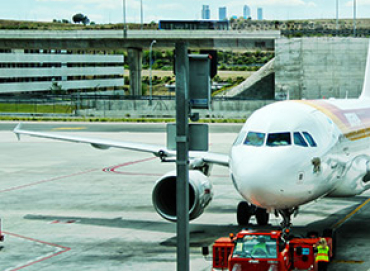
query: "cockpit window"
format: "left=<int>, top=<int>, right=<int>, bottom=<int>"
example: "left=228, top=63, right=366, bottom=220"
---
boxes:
left=266, top=133, right=291, bottom=147
left=244, top=132, right=265, bottom=147
left=302, top=132, right=317, bottom=147
left=233, top=131, right=247, bottom=146
left=294, top=132, right=308, bottom=147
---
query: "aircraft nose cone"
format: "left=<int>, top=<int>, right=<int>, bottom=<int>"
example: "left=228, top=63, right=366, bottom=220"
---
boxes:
left=233, top=161, right=279, bottom=208
left=231, top=147, right=302, bottom=209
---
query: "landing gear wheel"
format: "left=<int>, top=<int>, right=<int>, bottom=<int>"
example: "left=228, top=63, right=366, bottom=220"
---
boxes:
left=256, top=208, right=269, bottom=226
left=237, top=201, right=252, bottom=225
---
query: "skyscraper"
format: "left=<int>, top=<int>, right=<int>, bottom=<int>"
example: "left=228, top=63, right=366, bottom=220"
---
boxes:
left=257, top=7, right=263, bottom=20
left=243, top=5, right=251, bottom=19
left=219, top=7, right=227, bottom=20
left=202, top=5, right=210, bottom=20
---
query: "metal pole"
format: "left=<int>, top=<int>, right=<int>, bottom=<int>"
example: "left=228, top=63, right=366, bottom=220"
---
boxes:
left=149, top=40, right=156, bottom=105
left=140, top=0, right=143, bottom=30
left=336, top=0, right=339, bottom=34
left=354, top=0, right=356, bottom=37
left=175, top=42, right=190, bottom=271
left=123, top=0, right=127, bottom=38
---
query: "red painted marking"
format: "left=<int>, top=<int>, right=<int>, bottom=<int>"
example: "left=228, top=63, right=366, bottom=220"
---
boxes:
left=3, top=231, right=71, bottom=271
left=103, top=157, right=229, bottom=178
left=103, top=157, right=158, bottom=175
left=0, top=169, right=97, bottom=193
left=50, top=220, right=77, bottom=224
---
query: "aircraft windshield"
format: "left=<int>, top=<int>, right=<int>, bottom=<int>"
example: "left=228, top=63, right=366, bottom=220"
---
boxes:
left=233, top=131, right=247, bottom=146
left=266, top=133, right=291, bottom=147
left=294, top=132, right=308, bottom=147
left=303, top=132, right=317, bottom=147
left=244, top=132, right=265, bottom=147
left=232, top=235, right=277, bottom=259
left=241, top=131, right=316, bottom=148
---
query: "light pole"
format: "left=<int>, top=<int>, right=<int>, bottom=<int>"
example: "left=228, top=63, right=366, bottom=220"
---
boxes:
left=123, top=0, right=127, bottom=38
left=140, top=0, right=143, bottom=30
left=149, top=40, right=156, bottom=105
left=336, top=0, right=339, bottom=34
left=354, top=0, right=357, bottom=37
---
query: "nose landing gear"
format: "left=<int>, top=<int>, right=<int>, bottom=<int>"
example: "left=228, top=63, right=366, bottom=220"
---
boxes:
left=277, top=208, right=298, bottom=237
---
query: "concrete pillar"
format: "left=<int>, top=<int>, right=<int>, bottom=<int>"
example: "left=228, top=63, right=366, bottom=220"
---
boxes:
left=127, top=48, right=143, bottom=96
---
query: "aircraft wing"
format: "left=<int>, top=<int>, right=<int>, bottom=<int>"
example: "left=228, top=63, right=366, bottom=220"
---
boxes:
left=13, top=123, right=229, bottom=167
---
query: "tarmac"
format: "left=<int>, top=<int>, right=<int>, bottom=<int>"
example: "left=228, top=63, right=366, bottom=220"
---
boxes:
left=0, top=122, right=370, bottom=271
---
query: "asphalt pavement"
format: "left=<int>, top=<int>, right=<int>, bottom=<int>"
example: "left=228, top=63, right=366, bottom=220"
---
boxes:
left=0, top=122, right=369, bottom=270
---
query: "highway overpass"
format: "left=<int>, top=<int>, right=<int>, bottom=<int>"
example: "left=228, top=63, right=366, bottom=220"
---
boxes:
left=0, top=30, right=280, bottom=50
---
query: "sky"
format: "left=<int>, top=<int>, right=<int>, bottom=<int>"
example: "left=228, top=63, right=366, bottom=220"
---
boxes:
left=1, top=0, right=370, bottom=24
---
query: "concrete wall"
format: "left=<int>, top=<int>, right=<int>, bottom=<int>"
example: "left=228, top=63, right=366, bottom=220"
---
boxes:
left=275, top=37, right=368, bottom=100
left=76, top=99, right=273, bottom=119
left=226, top=58, right=275, bottom=99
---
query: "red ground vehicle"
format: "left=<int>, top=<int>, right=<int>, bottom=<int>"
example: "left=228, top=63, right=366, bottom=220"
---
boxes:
left=210, top=229, right=334, bottom=271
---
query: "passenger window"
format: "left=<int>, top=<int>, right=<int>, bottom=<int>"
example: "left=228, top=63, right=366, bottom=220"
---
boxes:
left=267, top=133, right=291, bottom=147
left=233, top=131, right=247, bottom=146
left=294, top=132, right=308, bottom=147
left=302, top=132, right=317, bottom=147
left=244, top=132, right=265, bottom=147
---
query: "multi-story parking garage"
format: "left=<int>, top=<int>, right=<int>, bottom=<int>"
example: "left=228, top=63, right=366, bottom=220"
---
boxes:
left=0, top=49, right=124, bottom=94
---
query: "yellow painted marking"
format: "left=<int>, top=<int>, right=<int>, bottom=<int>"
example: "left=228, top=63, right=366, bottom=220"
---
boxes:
left=331, top=197, right=370, bottom=230
left=52, top=127, right=87, bottom=131
left=332, top=260, right=364, bottom=264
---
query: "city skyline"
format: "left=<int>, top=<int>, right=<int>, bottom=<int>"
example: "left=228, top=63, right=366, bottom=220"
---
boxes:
left=257, top=7, right=263, bottom=20
left=0, top=0, right=369, bottom=24
left=202, top=5, right=211, bottom=20
left=219, top=7, right=227, bottom=20
left=243, top=5, right=251, bottom=19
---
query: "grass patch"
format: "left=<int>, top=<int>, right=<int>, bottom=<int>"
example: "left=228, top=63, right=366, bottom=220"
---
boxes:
left=0, top=103, right=75, bottom=114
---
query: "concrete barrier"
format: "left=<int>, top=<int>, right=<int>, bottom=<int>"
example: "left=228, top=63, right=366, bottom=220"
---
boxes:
left=76, top=99, right=274, bottom=119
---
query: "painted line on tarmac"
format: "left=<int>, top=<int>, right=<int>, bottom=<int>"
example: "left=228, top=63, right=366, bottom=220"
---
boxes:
left=332, top=260, right=364, bottom=264
left=331, top=197, right=370, bottom=230
left=328, top=198, right=370, bottom=266
left=0, top=169, right=97, bottom=193
left=3, top=231, right=71, bottom=271
left=103, top=157, right=229, bottom=178
left=103, top=157, right=160, bottom=176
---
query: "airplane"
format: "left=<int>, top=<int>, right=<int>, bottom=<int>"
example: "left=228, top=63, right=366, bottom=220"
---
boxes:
left=13, top=42, right=370, bottom=231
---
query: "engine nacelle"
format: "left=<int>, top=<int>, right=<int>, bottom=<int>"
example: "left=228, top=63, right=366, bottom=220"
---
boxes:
left=152, top=170, right=213, bottom=222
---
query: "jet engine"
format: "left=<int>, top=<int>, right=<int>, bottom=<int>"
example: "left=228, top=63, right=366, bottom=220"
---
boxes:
left=152, top=170, right=213, bottom=222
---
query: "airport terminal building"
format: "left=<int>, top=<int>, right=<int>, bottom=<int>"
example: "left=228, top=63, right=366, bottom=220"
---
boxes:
left=0, top=49, right=124, bottom=94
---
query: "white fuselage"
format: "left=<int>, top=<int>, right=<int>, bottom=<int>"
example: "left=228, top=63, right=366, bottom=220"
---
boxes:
left=229, top=98, right=370, bottom=212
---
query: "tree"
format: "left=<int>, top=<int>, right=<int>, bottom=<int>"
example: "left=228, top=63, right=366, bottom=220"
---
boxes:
left=72, top=13, right=90, bottom=25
